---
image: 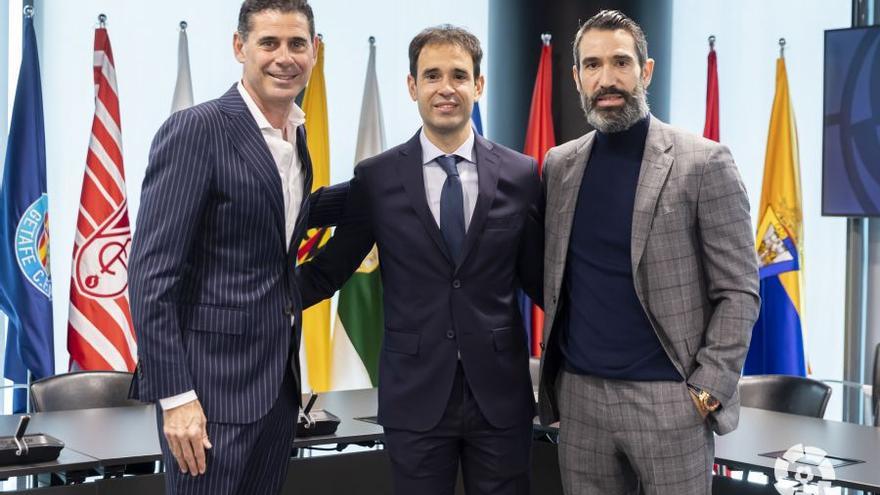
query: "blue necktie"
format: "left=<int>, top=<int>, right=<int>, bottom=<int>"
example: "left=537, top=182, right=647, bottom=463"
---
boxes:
left=436, top=154, right=466, bottom=261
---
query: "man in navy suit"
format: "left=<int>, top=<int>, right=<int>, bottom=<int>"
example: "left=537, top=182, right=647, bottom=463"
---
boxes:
left=298, top=25, right=543, bottom=495
left=128, top=1, right=340, bottom=494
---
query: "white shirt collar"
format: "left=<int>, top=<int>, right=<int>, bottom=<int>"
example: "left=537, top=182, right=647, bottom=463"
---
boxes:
left=236, top=81, right=306, bottom=132
left=420, top=127, right=476, bottom=166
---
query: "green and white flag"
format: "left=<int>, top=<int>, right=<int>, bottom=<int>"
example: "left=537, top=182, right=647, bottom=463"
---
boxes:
left=330, top=38, right=385, bottom=390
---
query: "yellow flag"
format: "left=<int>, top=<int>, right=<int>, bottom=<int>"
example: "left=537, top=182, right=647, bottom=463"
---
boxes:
left=757, top=58, right=803, bottom=314
left=745, top=57, right=807, bottom=376
left=299, top=38, right=332, bottom=392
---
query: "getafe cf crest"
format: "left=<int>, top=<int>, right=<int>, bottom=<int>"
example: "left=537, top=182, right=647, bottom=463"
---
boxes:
left=15, top=194, right=52, bottom=298
left=756, top=205, right=800, bottom=279
left=74, top=201, right=132, bottom=299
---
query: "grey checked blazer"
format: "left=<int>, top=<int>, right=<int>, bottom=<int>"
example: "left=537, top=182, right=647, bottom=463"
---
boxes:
left=537, top=116, right=760, bottom=435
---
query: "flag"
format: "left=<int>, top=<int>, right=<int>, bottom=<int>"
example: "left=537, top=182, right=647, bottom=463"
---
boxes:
left=298, top=37, right=332, bottom=392
left=330, top=38, right=386, bottom=390
left=744, top=57, right=806, bottom=376
left=171, top=23, right=194, bottom=113
left=522, top=37, right=555, bottom=357
left=703, top=44, right=719, bottom=141
left=0, top=10, right=54, bottom=413
left=66, top=25, right=137, bottom=373
left=472, top=101, right=484, bottom=136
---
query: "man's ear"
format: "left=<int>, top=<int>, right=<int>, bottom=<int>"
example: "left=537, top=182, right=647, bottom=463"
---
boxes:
left=641, top=58, right=655, bottom=89
left=407, top=74, right=418, bottom=101
left=233, top=31, right=245, bottom=63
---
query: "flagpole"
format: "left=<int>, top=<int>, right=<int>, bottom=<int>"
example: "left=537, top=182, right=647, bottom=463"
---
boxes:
left=778, top=38, right=786, bottom=59
left=98, top=13, right=106, bottom=28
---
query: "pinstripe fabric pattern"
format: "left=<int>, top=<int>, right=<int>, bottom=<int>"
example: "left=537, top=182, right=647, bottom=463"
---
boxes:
left=557, top=371, right=713, bottom=494
left=537, top=116, right=760, bottom=437
left=157, top=371, right=297, bottom=495
left=130, top=85, right=311, bottom=425
left=129, top=84, right=316, bottom=494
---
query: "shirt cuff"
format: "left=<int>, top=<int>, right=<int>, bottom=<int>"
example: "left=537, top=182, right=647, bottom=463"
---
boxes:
left=159, top=390, right=198, bottom=410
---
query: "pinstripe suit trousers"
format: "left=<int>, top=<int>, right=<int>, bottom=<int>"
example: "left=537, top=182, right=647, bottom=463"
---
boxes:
left=157, top=371, right=297, bottom=495
left=557, top=371, right=714, bottom=495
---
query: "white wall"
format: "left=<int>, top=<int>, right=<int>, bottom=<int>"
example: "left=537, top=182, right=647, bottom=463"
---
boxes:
left=30, top=0, right=487, bottom=375
left=670, top=0, right=852, bottom=408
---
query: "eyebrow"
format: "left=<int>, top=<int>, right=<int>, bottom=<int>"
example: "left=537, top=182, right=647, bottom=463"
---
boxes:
left=256, top=35, right=309, bottom=44
left=581, top=53, right=635, bottom=65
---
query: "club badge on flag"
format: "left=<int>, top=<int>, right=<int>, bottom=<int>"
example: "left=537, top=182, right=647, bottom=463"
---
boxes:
left=67, top=19, right=138, bottom=372
left=0, top=6, right=55, bottom=413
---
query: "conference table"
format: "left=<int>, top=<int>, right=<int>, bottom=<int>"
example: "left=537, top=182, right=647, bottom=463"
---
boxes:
left=0, top=388, right=877, bottom=494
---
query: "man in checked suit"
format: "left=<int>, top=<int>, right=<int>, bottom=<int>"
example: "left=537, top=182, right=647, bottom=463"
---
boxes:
left=297, top=25, right=543, bottom=495
left=128, top=1, right=343, bottom=494
left=536, top=10, right=760, bottom=495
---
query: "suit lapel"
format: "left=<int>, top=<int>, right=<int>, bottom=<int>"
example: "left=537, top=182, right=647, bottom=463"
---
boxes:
left=549, top=133, right=594, bottom=299
left=455, top=134, right=500, bottom=272
left=219, top=86, right=286, bottom=244
left=631, top=116, right=674, bottom=274
left=290, top=125, right=314, bottom=256
left=396, top=132, right=454, bottom=264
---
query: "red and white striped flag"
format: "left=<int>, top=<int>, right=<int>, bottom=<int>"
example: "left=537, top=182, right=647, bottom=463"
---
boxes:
left=67, top=26, right=137, bottom=372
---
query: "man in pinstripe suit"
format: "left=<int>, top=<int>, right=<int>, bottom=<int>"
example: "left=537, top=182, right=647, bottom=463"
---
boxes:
left=128, top=1, right=337, bottom=494
left=536, top=11, right=760, bottom=494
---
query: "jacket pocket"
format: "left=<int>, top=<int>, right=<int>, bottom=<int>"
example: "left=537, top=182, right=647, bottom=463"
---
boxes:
left=384, top=329, right=420, bottom=355
left=184, top=304, right=247, bottom=335
left=485, top=214, right=519, bottom=230
left=492, top=327, right=517, bottom=352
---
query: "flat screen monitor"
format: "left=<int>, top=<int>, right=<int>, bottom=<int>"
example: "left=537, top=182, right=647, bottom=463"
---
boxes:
left=822, top=25, right=880, bottom=217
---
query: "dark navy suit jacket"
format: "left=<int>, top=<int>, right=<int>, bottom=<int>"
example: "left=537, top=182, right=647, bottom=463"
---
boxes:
left=298, top=131, right=543, bottom=432
left=129, top=85, right=345, bottom=424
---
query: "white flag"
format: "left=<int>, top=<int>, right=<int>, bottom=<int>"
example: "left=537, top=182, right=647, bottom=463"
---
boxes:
left=171, top=25, right=193, bottom=113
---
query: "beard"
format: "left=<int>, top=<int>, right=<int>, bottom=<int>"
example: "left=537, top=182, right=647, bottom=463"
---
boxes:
left=581, top=81, right=650, bottom=133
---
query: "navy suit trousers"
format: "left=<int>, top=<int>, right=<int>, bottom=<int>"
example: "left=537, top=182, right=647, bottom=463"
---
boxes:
left=383, top=363, right=533, bottom=495
left=157, top=370, right=297, bottom=495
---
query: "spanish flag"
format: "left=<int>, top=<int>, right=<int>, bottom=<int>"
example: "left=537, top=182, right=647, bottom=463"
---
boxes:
left=743, top=57, right=806, bottom=376
left=298, top=37, right=332, bottom=392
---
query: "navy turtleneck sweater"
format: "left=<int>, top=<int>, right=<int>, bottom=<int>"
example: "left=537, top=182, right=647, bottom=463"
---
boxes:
left=561, top=116, right=681, bottom=381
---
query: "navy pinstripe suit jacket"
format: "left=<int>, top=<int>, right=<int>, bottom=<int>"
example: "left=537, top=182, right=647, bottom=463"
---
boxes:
left=129, top=85, right=319, bottom=424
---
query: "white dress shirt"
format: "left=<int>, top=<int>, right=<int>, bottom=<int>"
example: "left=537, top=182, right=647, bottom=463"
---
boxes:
left=420, top=128, right=478, bottom=230
left=159, top=83, right=306, bottom=411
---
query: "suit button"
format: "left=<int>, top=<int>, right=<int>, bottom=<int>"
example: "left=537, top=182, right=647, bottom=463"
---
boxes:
left=283, top=305, right=293, bottom=316
left=540, top=342, right=545, bottom=351
left=452, top=280, right=461, bottom=289
left=551, top=296, right=557, bottom=304
left=446, top=331, right=455, bottom=339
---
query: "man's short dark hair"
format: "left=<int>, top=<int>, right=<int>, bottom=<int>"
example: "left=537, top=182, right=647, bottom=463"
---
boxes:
left=572, top=10, right=648, bottom=70
left=409, top=25, right=483, bottom=79
left=237, top=0, right=315, bottom=40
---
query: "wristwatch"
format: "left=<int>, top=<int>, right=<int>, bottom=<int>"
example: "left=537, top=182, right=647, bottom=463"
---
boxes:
left=688, top=384, right=721, bottom=412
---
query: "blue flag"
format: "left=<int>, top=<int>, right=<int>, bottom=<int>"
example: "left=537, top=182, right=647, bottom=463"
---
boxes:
left=0, top=12, right=54, bottom=412
left=472, top=101, right=484, bottom=136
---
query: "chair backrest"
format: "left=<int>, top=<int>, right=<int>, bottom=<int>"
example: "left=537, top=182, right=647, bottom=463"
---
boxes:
left=873, top=343, right=879, bottom=427
left=30, top=371, right=143, bottom=413
left=739, top=375, right=832, bottom=418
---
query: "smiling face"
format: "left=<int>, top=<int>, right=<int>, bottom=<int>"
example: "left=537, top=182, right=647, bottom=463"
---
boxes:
left=573, top=28, right=653, bottom=133
left=407, top=42, right=484, bottom=146
left=233, top=9, right=316, bottom=120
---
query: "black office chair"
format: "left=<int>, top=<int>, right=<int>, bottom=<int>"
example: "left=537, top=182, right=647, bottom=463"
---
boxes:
left=30, top=371, right=153, bottom=477
left=30, top=371, right=143, bottom=412
left=873, top=343, right=879, bottom=427
left=738, top=374, right=832, bottom=418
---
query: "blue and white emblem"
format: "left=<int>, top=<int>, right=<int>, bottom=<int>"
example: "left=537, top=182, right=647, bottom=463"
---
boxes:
left=15, top=193, right=52, bottom=298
